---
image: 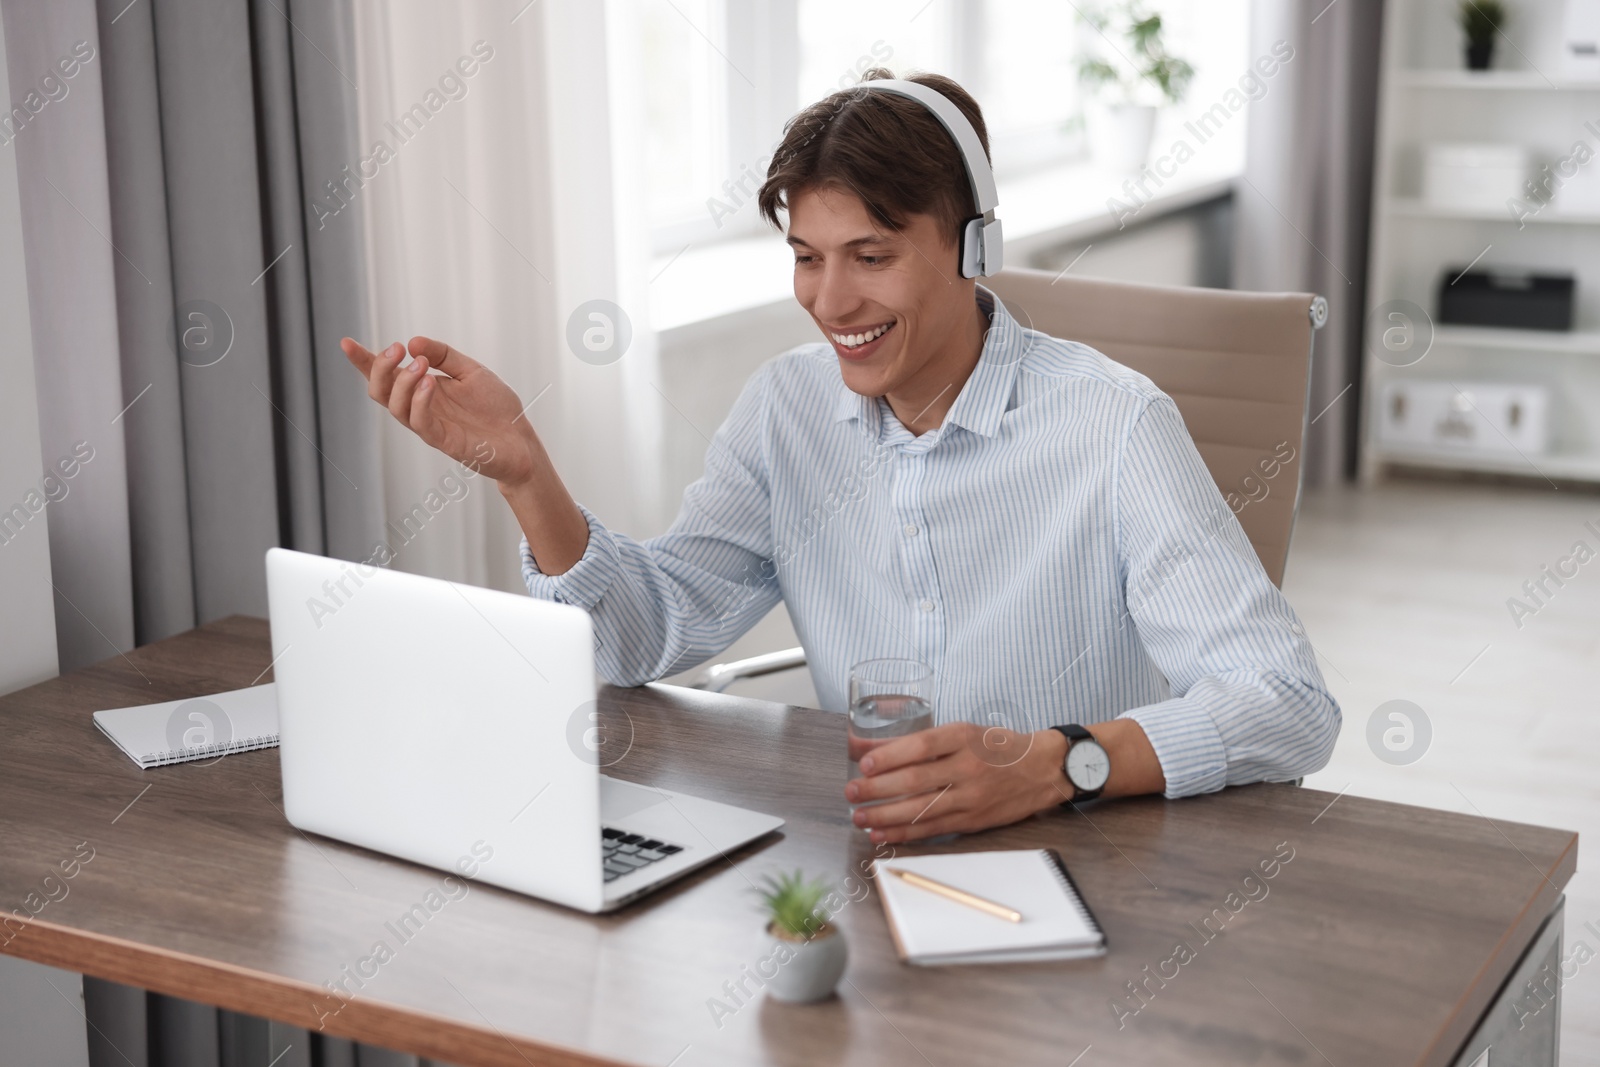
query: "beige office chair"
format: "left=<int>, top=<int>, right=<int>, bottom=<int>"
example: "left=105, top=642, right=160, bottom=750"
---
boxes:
left=690, top=267, right=1327, bottom=693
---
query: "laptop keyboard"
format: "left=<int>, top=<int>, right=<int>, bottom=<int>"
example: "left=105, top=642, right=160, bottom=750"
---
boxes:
left=602, top=827, right=686, bottom=882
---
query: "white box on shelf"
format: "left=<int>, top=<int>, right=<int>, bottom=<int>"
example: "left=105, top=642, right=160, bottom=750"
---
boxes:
left=1555, top=160, right=1600, bottom=216
left=1377, top=380, right=1551, bottom=454
left=1562, top=0, right=1600, bottom=83
left=1422, top=143, right=1529, bottom=211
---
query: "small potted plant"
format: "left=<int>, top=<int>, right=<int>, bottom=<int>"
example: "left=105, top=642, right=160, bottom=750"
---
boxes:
left=1458, top=0, right=1505, bottom=71
left=756, top=870, right=848, bottom=1003
left=1075, top=2, right=1193, bottom=173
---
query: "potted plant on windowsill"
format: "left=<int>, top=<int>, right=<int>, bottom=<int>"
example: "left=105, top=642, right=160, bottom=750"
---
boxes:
left=1458, top=0, right=1506, bottom=71
left=756, top=870, right=848, bottom=1004
left=1075, top=1, right=1193, bottom=173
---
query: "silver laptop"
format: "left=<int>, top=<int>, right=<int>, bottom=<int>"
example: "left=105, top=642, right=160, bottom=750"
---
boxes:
left=265, top=547, right=783, bottom=913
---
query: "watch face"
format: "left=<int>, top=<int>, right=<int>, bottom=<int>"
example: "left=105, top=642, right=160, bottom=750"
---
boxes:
left=1066, top=738, right=1111, bottom=792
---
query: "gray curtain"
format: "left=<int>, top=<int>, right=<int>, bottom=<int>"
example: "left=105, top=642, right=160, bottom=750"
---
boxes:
left=1232, top=0, right=1384, bottom=486
left=2, top=0, right=383, bottom=667
left=81, top=987, right=321, bottom=1067
left=83, top=981, right=458, bottom=1067
left=2, top=0, right=414, bottom=1062
left=102, top=0, right=383, bottom=642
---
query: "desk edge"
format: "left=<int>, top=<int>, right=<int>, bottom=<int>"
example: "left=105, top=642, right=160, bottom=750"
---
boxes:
left=1, top=915, right=635, bottom=1067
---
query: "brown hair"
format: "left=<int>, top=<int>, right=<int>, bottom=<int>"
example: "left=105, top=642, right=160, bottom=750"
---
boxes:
left=757, top=69, right=990, bottom=246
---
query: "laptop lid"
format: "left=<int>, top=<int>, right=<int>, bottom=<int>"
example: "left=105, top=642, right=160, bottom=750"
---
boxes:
left=265, top=547, right=606, bottom=912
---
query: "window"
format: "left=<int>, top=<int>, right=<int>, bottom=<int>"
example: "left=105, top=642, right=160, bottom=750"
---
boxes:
left=634, top=0, right=729, bottom=243
left=616, top=0, right=1247, bottom=254
left=796, top=0, right=1084, bottom=173
left=796, top=0, right=953, bottom=103
left=972, top=0, right=1084, bottom=171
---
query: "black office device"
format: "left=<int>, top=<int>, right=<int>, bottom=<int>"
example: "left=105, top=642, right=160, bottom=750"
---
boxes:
left=1437, top=269, right=1575, bottom=331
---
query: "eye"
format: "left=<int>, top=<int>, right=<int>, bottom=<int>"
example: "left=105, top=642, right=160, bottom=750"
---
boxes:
left=860, top=255, right=885, bottom=266
left=793, top=254, right=816, bottom=266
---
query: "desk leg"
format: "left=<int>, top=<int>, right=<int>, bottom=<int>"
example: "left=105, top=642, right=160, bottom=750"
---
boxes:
left=1452, top=896, right=1564, bottom=1067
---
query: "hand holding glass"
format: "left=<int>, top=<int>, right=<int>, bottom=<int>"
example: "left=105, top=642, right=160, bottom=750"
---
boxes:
left=847, top=658, right=934, bottom=811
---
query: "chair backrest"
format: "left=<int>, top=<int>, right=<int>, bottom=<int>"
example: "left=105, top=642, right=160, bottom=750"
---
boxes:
left=986, top=268, right=1323, bottom=588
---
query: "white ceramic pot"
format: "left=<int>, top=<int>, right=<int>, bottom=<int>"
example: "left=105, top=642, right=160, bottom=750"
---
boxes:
left=1087, top=102, right=1158, bottom=174
left=764, top=922, right=848, bottom=1003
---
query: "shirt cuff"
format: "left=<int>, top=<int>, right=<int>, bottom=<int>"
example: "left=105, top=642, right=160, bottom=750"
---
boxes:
left=518, top=505, right=619, bottom=611
left=1121, top=697, right=1229, bottom=799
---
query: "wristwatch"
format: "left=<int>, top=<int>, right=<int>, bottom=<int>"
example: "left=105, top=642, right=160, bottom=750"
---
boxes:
left=1050, top=724, right=1110, bottom=804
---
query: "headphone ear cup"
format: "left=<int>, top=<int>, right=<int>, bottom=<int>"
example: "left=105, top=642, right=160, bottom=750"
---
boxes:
left=959, top=216, right=984, bottom=278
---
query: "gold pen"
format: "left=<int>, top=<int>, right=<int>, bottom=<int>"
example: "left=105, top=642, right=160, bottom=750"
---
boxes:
left=884, top=866, right=1024, bottom=923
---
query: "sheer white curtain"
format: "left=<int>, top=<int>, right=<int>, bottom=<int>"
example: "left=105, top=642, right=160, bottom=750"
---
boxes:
left=353, top=0, right=664, bottom=591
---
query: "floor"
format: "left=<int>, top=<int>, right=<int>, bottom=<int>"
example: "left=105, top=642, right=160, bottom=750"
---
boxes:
left=1289, top=475, right=1600, bottom=1062
left=693, top=474, right=1600, bottom=1059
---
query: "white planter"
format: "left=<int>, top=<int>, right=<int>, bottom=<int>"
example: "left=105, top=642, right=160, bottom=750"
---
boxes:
left=764, top=922, right=848, bottom=1003
left=1086, top=102, right=1158, bottom=174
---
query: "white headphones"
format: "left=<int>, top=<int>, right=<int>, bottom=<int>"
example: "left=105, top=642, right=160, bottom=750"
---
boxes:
left=851, top=79, right=1004, bottom=278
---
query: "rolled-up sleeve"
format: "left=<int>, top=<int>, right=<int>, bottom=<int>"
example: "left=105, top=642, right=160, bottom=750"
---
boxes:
left=519, top=366, right=784, bottom=686
left=1113, top=395, right=1341, bottom=798
left=521, top=505, right=625, bottom=611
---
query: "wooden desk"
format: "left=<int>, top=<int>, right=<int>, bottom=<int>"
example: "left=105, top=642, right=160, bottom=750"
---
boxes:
left=0, top=617, right=1577, bottom=1066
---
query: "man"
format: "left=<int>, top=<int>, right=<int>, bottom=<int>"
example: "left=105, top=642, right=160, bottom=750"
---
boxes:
left=341, top=70, right=1339, bottom=845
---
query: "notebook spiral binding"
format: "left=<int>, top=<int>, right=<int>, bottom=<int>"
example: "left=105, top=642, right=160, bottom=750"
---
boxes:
left=1041, top=848, right=1106, bottom=941
left=148, top=734, right=279, bottom=766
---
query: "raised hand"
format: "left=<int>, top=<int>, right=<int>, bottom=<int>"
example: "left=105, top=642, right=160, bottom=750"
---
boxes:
left=340, top=335, right=592, bottom=574
left=340, top=336, right=537, bottom=487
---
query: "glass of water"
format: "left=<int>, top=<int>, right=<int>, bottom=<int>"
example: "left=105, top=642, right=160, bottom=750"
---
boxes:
left=847, top=658, right=935, bottom=809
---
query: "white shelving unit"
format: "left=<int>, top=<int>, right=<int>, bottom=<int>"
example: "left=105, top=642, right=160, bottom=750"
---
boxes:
left=1393, top=69, right=1600, bottom=90
left=1386, top=197, right=1600, bottom=226
left=1361, top=0, right=1600, bottom=483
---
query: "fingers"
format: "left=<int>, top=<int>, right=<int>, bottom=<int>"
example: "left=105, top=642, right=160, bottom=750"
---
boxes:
left=408, top=364, right=438, bottom=436
left=852, top=786, right=959, bottom=831
left=848, top=757, right=948, bottom=805
left=367, top=342, right=407, bottom=405
left=408, top=336, right=481, bottom=379
left=859, top=722, right=965, bottom=775
left=341, top=337, right=377, bottom=376
left=867, top=811, right=968, bottom=845
left=388, top=355, right=430, bottom=426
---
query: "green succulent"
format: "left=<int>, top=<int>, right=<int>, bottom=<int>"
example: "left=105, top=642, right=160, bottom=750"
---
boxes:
left=1457, top=0, right=1506, bottom=45
left=756, top=869, right=833, bottom=939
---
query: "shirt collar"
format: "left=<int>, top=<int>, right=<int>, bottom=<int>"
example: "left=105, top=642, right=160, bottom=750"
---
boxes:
left=831, top=283, right=1025, bottom=441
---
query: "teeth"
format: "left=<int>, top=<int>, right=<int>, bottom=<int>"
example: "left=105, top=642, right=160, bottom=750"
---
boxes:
left=831, top=322, right=890, bottom=347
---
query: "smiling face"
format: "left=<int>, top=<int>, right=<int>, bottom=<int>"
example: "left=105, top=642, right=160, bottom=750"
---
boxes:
left=787, top=185, right=981, bottom=411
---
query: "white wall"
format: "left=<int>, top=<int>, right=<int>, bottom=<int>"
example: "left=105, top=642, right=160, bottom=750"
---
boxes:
left=0, top=2, right=61, bottom=696
left=0, top=958, right=89, bottom=1067
left=0, top=7, right=88, bottom=1065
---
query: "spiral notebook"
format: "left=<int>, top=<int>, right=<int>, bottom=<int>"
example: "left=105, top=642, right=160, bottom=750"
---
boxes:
left=93, top=683, right=280, bottom=769
left=872, top=849, right=1106, bottom=965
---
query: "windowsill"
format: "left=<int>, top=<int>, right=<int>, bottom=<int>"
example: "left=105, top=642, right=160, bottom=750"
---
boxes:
left=648, top=156, right=1240, bottom=334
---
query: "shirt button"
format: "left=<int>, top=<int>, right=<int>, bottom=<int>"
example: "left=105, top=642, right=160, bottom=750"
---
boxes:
left=904, top=524, right=919, bottom=537
left=918, top=598, right=936, bottom=613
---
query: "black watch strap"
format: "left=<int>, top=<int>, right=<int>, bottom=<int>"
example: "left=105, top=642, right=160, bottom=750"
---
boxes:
left=1050, top=724, right=1103, bottom=805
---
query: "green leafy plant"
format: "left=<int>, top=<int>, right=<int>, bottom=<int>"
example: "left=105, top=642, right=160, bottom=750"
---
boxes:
left=1075, top=2, right=1194, bottom=107
left=1457, top=0, right=1506, bottom=46
left=756, top=870, right=833, bottom=940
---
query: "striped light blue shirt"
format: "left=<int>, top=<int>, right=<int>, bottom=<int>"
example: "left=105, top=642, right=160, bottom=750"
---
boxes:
left=521, top=286, right=1339, bottom=798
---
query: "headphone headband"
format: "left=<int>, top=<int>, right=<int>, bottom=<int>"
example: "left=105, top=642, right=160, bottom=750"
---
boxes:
left=853, top=79, right=998, bottom=216
left=849, top=78, right=1003, bottom=277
